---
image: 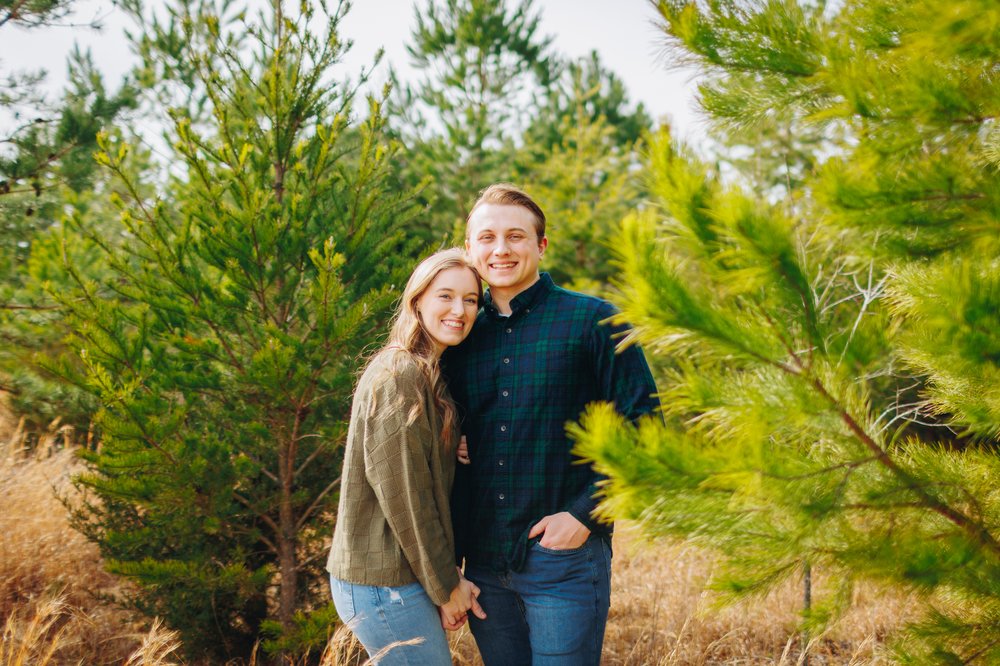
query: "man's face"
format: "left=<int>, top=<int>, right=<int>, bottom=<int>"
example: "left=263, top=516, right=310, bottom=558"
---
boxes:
left=465, top=203, right=547, bottom=297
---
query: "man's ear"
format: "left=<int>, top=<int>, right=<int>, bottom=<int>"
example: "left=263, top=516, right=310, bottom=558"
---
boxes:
left=538, top=235, right=548, bottom=257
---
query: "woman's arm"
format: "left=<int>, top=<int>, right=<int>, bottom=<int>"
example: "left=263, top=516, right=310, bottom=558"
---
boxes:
left=361, top=362, right=460, bottom=605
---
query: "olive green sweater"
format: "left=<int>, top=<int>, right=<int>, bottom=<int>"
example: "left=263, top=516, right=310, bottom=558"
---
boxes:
left=326, top=350, right=460, bottom=605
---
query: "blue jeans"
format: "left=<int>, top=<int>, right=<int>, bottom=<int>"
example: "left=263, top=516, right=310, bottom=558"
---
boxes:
left=329, top=577, right=452, bottom=665
left=464, top=536, right=612, bottom=666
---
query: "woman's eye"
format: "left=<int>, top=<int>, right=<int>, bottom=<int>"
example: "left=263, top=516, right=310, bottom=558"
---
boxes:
left=465, top=298, right=478, bottom=305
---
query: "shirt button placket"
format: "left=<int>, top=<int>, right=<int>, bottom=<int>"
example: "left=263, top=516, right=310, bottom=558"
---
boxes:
left=498, top=318, right=515, bottom=510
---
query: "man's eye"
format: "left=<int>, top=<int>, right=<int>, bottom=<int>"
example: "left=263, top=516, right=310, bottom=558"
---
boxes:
left=509, top=235, right=524, bottom=242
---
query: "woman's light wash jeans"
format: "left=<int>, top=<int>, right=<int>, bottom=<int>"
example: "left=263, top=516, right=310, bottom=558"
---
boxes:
left=330, top=576, right=452, bottom=665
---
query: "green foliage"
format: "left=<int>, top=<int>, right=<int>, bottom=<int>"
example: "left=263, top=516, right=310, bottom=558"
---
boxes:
left=709, top=111, right=836, bottom=205
left=516, top=51, right=650, bottom=295
left=523, top=51, right=652, bottom=152
left=260, top=603, right=339, bottom=657
left=0, top=186, right=115, bottom=426
left=0, top=0, right=74, bottom=27
left=392, top=0, right=555, bottom=242
left=576, top=1, right=1000, bottom=661
left=0, top=40, right=137, bottom=431
left=48, top=1, right=420, bottom=660
left=0, top=48, right=137, bottom=210
left=520, top=104, right=643, bottom=296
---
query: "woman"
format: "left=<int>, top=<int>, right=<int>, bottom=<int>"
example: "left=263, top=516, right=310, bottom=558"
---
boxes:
left=327, top=248, right=486, bottom=665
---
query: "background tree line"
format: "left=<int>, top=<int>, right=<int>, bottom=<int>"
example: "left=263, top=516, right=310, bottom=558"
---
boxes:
left=1, top=0, right=997, bottom=664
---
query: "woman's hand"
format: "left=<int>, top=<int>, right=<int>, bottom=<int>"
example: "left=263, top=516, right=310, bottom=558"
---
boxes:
left=457, top=435, right=471, bottom=465
left=439, top=571, right=486, bottom=630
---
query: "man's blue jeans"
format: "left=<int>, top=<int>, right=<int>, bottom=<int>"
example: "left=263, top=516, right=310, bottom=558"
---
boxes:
left=464, top=536, right=612, bottom=665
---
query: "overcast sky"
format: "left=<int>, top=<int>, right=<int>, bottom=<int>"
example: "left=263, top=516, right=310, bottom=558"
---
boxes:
left=0, top=0, right=706, bottom=143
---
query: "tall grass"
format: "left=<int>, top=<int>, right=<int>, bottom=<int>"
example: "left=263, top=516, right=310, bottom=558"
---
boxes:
left=0, top=412, right=151, bottom=665
left=1, top=405, right=909, bottom=664
left=444, top=525, right=911, bottom=665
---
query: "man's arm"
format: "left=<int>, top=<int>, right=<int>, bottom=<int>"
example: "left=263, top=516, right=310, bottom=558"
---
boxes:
left=535, top=303, right=660, bottom=548
left=590, top=301, right=660, bottom=422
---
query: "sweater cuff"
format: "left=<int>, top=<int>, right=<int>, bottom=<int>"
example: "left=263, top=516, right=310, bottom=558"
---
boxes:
left=424, top=565, right=461, bottom=606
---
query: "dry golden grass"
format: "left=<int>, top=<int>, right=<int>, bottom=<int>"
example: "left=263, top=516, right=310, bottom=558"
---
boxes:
left=597, top=525, right=912, bottom=665
left=1, top=402, right=912, bottom=665
left=446, top=524, right=913, bottom=665
left=0, top=410, right=156, bottom=665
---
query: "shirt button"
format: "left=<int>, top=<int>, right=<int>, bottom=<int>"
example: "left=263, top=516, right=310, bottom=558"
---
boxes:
left=506, top=327, right=512, bottom=333
left=500, top=425, right=507, bottom=432
left=503, top=357, right=510, bottom=364
left=498, top=493, right=505, bottom=500
left=525, top=308, right=531, bottom=313
left=502, top=390, right=509, bottom=397
left=498, top=459, right=505, bottom=466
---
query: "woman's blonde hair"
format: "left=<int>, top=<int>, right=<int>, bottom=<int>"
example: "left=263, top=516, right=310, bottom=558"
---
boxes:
left=370, top=248, right=482, bottom=447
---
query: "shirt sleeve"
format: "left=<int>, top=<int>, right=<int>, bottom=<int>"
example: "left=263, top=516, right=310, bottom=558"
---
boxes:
left=362, top=364, right=460, bottom=605
left=568, top=302, right=661, bottom=530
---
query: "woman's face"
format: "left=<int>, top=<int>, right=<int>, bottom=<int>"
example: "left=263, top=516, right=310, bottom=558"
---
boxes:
left=416, top=266, right=480, bottom=356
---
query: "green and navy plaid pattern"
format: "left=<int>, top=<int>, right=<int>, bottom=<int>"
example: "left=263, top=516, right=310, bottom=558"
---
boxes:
left=443, top=273, right=659, bottom=572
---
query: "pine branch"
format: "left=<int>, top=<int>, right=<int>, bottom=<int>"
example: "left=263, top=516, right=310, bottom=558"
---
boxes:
left=808, top=375, right=1000, bottom=557
left=0, top=302, right=61, bottom=311
left=295, top=475, right=340, bottom=531
left=233, top=491, right=280, bottom=554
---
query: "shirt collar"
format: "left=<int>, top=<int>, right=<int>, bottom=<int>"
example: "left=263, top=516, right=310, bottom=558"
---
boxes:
left=483, top=273, right=554, bottom=320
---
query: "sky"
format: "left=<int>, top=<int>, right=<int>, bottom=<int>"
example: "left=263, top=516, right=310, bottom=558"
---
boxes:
left=0, top=0, right=706, bottom=143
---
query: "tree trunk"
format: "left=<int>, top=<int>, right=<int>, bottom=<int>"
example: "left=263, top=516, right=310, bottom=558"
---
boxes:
left=277, top=426, right=298, bottom=632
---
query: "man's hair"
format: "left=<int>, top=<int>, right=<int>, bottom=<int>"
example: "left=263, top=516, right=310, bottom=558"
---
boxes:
left=466, top=183, right=546, bottom=239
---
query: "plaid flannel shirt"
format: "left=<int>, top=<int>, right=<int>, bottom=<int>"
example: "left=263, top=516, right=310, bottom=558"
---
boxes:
left=443, top=273, right=659, bottom=572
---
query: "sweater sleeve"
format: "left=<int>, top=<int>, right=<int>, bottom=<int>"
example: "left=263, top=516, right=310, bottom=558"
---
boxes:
left=361, top=363, right=460, bottom=605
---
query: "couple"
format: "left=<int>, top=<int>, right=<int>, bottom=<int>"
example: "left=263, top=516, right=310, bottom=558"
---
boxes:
left=326, top=184, right=659, bottom=665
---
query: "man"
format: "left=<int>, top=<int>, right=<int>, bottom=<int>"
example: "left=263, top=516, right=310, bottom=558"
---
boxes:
left=443, top=183, right=659, bottom=665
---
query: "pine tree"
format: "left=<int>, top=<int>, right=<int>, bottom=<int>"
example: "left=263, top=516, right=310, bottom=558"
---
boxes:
left=49, top=0, right=420, bottom=660
left=520, top=118, right=637, bottom=296
left=518, top=85, right=645, bottom=295
left=573, top=0, right=1000, bottom=662
left=522, top=50, right=651, bottom=153
left=391, top=0, right=554, bottom=242
left=0, top=0, right=74, bottom=28
left=515, top=51, right=650, bottom=295
left=1, top=45, right=136, bottom=212
left=1, top=10, right=136, bottom=427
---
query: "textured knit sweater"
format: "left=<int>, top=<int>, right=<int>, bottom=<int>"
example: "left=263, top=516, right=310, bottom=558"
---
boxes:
left=326, top=349, right=460, bottom=605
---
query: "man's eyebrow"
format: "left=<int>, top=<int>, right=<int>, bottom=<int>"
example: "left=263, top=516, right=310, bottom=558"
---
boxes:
left=478, top=226, right=529, bottom=234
